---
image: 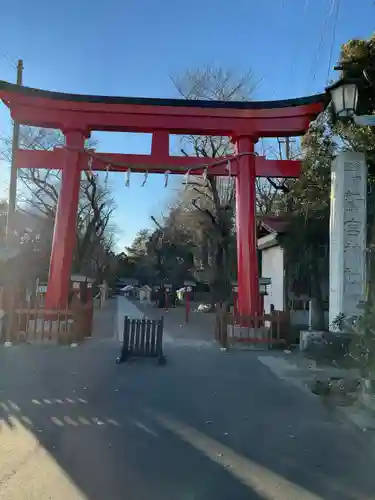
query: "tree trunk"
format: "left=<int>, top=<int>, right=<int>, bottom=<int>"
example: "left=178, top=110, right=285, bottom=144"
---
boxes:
left=210, top=239, right=231, bottom=304
left=309, top=256, right=326, bottom=330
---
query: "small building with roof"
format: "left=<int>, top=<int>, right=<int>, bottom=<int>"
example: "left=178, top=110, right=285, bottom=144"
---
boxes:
left=257, top=215, right=328, bottom=329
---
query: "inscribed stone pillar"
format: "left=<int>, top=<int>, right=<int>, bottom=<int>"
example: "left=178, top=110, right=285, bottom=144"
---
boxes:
left=329, top=151, right=367, bottom=327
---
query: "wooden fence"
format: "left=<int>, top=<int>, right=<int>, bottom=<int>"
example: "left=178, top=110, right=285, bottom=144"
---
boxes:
left=117, top=316, right=166, bottom=365
left=215, top=303, right=290, bottom=349
left=0, top=289, right=93, bottom=344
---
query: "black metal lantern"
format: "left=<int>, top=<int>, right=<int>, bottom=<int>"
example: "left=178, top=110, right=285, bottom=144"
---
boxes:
left=326, top=77, right=359, bottom=119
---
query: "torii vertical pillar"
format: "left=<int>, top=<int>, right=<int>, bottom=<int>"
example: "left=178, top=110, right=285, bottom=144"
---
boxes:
left=235, top=136, right=260, bottom=316
left=45, top=131, right=86, bottom=309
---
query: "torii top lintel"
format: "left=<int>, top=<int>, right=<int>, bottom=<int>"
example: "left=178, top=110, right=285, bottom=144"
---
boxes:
left=0, top=81, right=326, bottom=138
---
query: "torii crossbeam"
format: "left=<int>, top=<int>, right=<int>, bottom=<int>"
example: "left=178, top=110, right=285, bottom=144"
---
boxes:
left=0, top=81, right=325, bottom=314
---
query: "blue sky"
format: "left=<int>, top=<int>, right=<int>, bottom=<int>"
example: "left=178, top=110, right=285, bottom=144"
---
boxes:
left=0, top=0, right=373, bottom=249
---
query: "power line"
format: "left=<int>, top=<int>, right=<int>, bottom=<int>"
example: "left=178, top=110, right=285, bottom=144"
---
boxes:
left=308, top=0, right=336, bottom=89
left=326, top=0, right=341, bottom=84
left=0, top=52, right=17, bottom=70
left=286, top=0, right=314, bottom=96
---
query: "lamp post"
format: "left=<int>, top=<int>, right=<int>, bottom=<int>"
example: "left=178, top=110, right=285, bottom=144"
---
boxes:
left=326, top=76, right=374, bottom=126
left=326, top=77, right=359, bottom=120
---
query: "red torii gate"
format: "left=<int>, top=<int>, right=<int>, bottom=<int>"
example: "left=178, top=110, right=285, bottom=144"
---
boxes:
left=0, top=81, right=325, bottom=315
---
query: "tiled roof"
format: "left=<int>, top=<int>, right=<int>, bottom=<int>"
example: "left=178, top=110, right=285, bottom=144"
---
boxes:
left=258, top=215, right=289, bottom=235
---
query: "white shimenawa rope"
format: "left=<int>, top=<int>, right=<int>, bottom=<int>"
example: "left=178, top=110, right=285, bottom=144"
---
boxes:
left=61, top=145, right=259, bottom=178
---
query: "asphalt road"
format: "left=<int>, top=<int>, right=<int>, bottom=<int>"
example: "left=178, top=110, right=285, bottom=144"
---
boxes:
left=1, top=307, right=375, bottom=499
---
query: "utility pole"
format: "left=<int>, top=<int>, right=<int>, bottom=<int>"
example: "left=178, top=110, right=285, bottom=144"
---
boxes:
left=278, top=136, right=296, bottom=313
left=285, top=137, right=295, bottom=214
left=5, top=59, right=24, bottom=245
left=285, top=136, right=291, bottom=161
left=278, top=136, right=296, bottom=161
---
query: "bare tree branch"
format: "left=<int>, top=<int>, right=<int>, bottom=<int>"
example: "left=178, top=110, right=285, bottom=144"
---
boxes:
left=165, top=66, right=261, bottom=300
left=1, top=126, right=116, bottom=278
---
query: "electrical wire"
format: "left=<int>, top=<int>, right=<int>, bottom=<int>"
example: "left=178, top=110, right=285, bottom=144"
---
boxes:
left=286, top=0, right=313, bottom=97
left=326, top=0, right=340, bottom=84
left=308, top=0, right=337, bottom=89
left=0, top=52, right=17, bottom=70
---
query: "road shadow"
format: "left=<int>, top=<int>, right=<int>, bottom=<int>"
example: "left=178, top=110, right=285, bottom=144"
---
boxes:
left=1, top=343, right=375, bottom=499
